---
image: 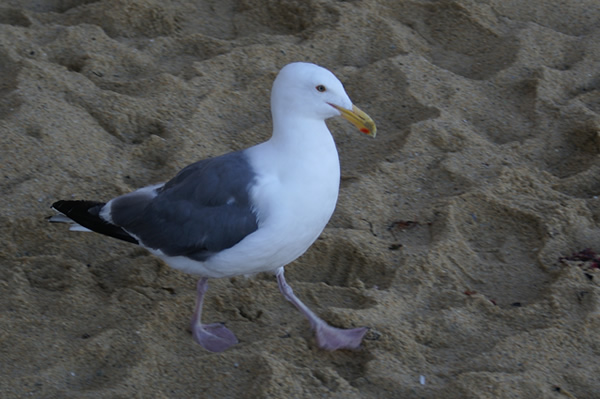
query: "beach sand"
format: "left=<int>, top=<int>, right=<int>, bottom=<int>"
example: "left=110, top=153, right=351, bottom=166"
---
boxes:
left=1, top=0, right=600, bottom=397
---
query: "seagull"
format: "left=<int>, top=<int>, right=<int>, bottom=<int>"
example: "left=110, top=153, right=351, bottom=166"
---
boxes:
left=50, top=62, right=376, bottom=352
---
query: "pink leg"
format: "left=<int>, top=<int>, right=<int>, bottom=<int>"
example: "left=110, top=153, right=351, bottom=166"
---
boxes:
left=191, top=278, right=238, bottom=352
left=276, top=267, right=367, bottom=350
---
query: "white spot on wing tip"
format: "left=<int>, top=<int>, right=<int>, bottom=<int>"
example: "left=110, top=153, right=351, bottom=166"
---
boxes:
left=49, top=214, right=71, bottom=223
left=49, top=214, right=92, bottom=232
left=70, top=224, right=92, bottom=232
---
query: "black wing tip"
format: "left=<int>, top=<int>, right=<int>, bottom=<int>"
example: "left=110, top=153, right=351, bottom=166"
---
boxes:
left=51, top=199, right=139, bottom=245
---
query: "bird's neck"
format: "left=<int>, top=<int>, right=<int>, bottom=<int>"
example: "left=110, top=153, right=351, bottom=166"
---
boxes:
left=270, top=114, right=332, bottom=152
left=264, top=113, right=340, bottom=184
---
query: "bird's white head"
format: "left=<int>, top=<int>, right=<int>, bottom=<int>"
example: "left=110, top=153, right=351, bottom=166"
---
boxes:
left=271, top=62, right=376, bottom=137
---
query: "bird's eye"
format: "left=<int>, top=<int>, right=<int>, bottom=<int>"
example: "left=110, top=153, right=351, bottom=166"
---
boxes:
left=316, top=85, right=326, bottom=92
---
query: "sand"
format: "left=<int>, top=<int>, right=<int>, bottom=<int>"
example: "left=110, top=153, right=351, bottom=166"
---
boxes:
left=1, top=0, right=600, bottom=397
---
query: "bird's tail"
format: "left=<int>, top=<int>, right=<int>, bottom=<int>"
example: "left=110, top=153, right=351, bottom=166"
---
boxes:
left=50, top=200, right=138, bottom=244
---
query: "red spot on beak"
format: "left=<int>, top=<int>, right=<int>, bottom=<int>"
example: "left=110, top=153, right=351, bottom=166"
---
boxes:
left=360, top=128, right=370, bottom=134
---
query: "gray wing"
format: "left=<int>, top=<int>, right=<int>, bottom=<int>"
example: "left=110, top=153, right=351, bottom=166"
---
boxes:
left=108, top=150, right=259, bottom=262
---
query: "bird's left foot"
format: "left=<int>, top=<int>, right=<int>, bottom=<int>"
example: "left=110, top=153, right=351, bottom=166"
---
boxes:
left=275, top=267, right=368, bottom=351
left=315, top=324, right=368, bottom=351
left=192, top=322, right=239, bottom=353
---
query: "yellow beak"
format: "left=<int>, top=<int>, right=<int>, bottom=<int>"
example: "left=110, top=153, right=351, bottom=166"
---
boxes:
left=330, top=103, right=377, bottom=137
